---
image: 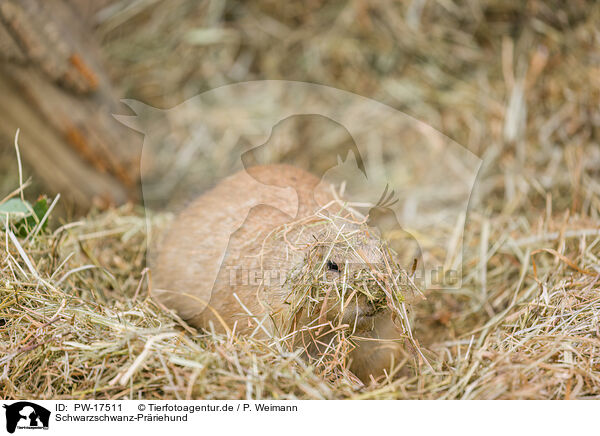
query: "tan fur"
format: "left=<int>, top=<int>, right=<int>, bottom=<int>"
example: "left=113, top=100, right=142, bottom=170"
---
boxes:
left=153, top=164, right=404, bottom=382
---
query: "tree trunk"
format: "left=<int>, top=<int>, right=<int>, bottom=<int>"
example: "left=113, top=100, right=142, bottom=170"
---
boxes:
left=0, top=0, right=140, bottom=209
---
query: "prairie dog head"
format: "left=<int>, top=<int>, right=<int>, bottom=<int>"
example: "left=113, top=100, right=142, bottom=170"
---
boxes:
left=264, top=211, right=409, bottom=338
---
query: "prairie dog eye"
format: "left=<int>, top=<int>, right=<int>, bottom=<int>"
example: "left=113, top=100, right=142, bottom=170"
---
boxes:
left=327, top=260, right=340, bottom=271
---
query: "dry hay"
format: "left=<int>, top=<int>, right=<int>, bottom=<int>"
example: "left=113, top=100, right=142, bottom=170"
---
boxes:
left=0, top=200, right=352, bottom=399
left=1, top=0, right=600, bottom=399
left=1, top=176, right=599, bottom=399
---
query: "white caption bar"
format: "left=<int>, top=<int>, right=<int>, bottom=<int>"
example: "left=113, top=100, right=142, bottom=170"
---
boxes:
left=0, top=400, right=595, bottom=436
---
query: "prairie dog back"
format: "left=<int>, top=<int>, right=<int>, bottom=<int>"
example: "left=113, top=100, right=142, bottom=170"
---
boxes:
left=152, top=164, right=335, bottom=331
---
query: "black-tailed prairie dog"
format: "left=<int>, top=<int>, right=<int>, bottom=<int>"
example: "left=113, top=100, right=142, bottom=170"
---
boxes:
left=153, top=164, right=416, bottom=382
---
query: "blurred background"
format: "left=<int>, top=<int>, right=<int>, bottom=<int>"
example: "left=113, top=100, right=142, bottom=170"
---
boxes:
left=1, top=0, right=599, bottom=218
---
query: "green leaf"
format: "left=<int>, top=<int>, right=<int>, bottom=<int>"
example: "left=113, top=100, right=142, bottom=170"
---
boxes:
left=0, top=198, right=31, bottom=215
left=32, top=197, right=48, bottom=222
left=0, top=196, right=49, bottom=237
left=0, top=198, right=32, bottom=226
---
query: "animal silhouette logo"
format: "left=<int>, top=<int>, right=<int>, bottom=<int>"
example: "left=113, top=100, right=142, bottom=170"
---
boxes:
left=115, top=80, right=482, bottom=291
left=2, top=402, right=50, bottom=434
